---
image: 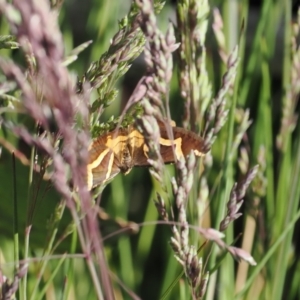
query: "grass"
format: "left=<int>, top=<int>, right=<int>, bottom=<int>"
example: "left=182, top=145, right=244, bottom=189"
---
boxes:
left=0, top=0, right=300, bottom=299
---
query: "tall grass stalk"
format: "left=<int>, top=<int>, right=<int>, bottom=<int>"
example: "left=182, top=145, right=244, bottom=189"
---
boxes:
left=0, top=0, right=300, bottom=299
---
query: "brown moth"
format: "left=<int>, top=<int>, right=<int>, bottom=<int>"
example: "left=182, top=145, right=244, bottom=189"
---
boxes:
left=87, top=123, right=207, bottom=190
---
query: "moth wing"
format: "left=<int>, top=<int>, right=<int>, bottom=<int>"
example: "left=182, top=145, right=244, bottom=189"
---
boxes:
left=131, top=139, right=176, bottom=165
left=159, top=126, right=207, bottom=162
left=128, top=129, right=150, bottom=167
left=157, top=126, right=182, bottom=163
left=91, top=162, right=120, bottom=188
left=159, top=144, right=176, bottom=163
left=129, top=126, right=180, bottom=166
left=88, top=136, right=120, bottom=189
left=132, top=148, right=150, bottom=166
left=173, top=127, right=206, bottom=157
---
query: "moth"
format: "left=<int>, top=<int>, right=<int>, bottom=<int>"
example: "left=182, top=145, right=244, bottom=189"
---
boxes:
left=87, top=123, right=208, bottom=190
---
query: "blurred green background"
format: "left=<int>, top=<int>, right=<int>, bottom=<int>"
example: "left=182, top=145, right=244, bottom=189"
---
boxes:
left=1, top=0, right=300, bottom=299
